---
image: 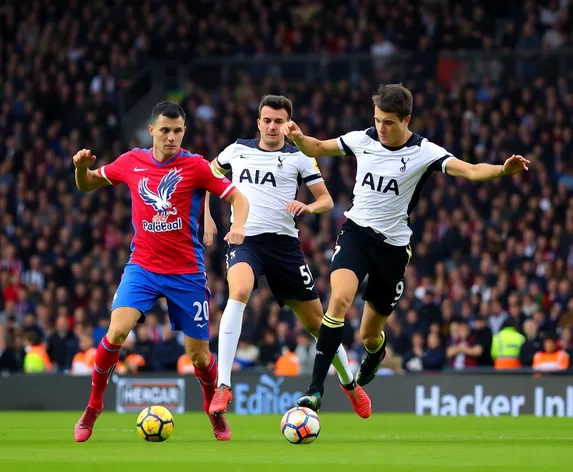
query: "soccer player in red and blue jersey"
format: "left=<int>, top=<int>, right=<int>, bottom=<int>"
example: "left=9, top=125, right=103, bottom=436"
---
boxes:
left=72, top=102, right=249, bottom=442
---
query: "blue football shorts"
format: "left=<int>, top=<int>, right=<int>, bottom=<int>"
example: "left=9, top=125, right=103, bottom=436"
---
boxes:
left=112, top=263, right=211, bottom=340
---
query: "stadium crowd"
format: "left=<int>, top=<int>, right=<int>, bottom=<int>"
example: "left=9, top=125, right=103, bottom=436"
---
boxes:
left=2, top=0, right=573, bottom=376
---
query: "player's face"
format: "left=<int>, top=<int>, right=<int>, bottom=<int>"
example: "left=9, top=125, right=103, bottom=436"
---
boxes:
left=257, top=106, right=288, bottom=150
left=148, top=115, right=186, bottom=159
left=374, top=107, right=411, bottom=147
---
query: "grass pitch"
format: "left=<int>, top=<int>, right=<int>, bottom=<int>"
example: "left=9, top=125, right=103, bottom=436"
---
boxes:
left=0, top=412, right=571, bottom=471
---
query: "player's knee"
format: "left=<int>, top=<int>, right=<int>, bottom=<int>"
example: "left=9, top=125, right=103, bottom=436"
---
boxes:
left=362, top=335, right=382, bottom=352
left=328, top=291, right=354, bottom=315
left=186, top=347, right=210, bottom=370
left=229, top=285, right=252, bottom=304
left=105, top=328, right=129, bottom=346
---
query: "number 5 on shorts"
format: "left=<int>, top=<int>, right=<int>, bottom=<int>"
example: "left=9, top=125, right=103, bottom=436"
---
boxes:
left=390, top=281, right=404, bottom=308
left=299, top=264, right=314, bottom=287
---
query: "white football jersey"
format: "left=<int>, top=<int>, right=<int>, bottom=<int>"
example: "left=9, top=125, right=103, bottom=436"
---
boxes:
left=337, top=127, right=454, bottom=246
left=216, top=139, right=323, bottom=238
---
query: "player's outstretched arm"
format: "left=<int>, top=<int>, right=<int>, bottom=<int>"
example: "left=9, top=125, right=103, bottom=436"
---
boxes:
left=222, top=190, right=249, bottom=245
left=203, top=192, right=217, bottom=246
left=73, top=149, right=111, bottom=192
left=280, top=121, right=343, bottom=158
left=287, top=181, right=334, bottom=216
left=445, top=155, right=530, bottom=182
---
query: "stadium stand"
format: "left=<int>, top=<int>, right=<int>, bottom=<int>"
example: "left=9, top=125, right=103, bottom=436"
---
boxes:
left=2, top=0, right=573, bottom=376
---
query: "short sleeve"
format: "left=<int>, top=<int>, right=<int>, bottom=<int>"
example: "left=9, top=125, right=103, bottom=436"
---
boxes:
left=98, top=152, right=132, bottom=185
left=336, top=130, right=367, bottom=157
left=196, top=158, right=236, bottom=199
left=298, top=155, right=323, bottom=186
left=423, top=141, right=454, bottom=174
left=214, top=143, right=235, bottom=171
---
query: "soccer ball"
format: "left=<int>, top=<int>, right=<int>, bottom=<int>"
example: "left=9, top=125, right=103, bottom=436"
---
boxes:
left=280, top=407, right=320, bottom=444
left=136, top=406, right=174, bottom=442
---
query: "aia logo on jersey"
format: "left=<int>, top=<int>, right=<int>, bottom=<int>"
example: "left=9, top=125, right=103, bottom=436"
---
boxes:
left=138, top=168, right=184, bottom=232
left=239, top=169, right=277, bottom=187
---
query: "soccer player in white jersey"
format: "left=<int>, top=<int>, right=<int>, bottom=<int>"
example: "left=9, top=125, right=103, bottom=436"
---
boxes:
left=203, top=95, right=371, bottom=425
left=280, top=83, right=530, bottom=412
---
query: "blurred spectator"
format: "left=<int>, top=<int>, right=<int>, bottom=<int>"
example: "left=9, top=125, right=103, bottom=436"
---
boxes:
left=0, top=327, right=25, bottom=373
left=133, top=325, right=155, bottom=372
left=177, top=353, right=195, bottom=376
left=385, top=318, right=411, bottom=357
left=520, top=319, right=543, bottom=367
left=22, top=330, right=52, bottom=373
left=70, top=334, right=96, bottom=376
left=491, top=319, right=526, bottom=370
left=558, top=325, right=573, bottom=356
left=377, top=345, right=404, bottom=376
left=295, top=331, right=317, bottom=374
left=472, top=315, right=494, bottom=367
left=234, top=339, right=260, bottom=371
left=153, top=321, right=185, bottom=372
left=0, top=324, right=16, bottom=373
left=46, top=314, right=78, bottom=372
left=119, top=334, right=146, bottom=374
left=258, top=331, right=282, bottom=369
left=533, top=331, right=570, bottom=371
left=447, top=320, right=481, bottom=370
left=403, top=332, right=426, bottom=372
left=423, top=332, right=446, bottom=371
left=274, top=341, right=300, bottom=376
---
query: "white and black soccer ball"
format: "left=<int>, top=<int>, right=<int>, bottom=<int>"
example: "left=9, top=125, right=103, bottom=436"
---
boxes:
left=280, top=407, right=320, bottom=444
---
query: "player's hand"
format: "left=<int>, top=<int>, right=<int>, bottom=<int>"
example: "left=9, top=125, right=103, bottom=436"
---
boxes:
left=203, top=216, right=218, bottom=246
left=73, top=149, right=97, bottom=169
left=502, top=154, right=530, bottom=176
left=280, top=121, right=304, bottom=140
left=224, top=225, right=245, bottom=245
left=287, top=200, right=313, bottom=216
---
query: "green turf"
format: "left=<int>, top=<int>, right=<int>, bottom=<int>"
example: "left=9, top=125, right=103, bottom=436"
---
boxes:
left=0, top=412, right=572, bottom=471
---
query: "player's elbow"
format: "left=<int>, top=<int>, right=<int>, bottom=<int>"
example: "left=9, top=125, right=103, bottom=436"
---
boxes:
left=468, top=167, right=481, bottom=181
left=322, top=195, right=334, bottom=212
left=327, top=195, right=334, bottom=209
left=75, top=182, right=91, bottom=192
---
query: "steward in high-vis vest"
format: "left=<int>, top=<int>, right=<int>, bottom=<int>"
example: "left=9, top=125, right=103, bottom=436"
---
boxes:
left=491, top=319, right=525, bottom=369
left=533, top=331, right=570, bottom=372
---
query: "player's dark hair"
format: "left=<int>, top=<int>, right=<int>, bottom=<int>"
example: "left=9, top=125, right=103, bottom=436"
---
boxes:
left=372, top=84, right=413, bottom=121
left=151, top=101, right=186, bottom=123
left=258, top=95, right=293, bottom=120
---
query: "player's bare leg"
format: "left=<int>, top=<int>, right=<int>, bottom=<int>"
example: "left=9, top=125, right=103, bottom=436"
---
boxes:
left=209, top=262, right=254, bottom=415
left=74, top=307, right=140, bottom=442
left=297, top=269, right=359, bottom=412
left=355, top=302, right=389, bottom=386
left=286, top=298, right=371, bottom=418
left=186, top=337, right=231, bottom=441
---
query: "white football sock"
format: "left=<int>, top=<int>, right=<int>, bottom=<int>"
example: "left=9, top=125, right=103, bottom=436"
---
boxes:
left=217, top=299, right=247, bottom=388
left=311, top=334, right=354, bottom=386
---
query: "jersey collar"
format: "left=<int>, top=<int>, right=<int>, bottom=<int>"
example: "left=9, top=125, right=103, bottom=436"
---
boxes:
left=380, top=132, right=415, bottom=152
left=150, top=147, right=180, bottom=166
left=255, top=140, right=289, bottom=153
